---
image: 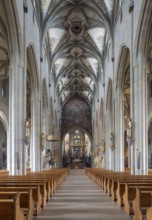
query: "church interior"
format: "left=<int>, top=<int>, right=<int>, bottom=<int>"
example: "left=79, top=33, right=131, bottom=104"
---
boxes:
left=0, top=0, right=152, bottom=219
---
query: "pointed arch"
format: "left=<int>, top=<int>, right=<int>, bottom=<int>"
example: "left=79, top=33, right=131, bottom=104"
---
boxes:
left=134, top=0, right=152, bottom=57
left=26, top=45, right=40, bottom=91
left=26, top=45, right=40, bottom=172
left=115, top=45, right=130, bottom=91
left=115, top=46, right=131, bottom=171
left=0, top=0, right=22, bottom=55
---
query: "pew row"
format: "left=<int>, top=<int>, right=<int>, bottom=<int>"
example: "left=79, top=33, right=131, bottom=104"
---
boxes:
left=0, top=188, right=34, bottom=220
left=85, top=168, right=152, bottom=220
left=133, top=187, right=152, bottom=220
left=0, top=193, right=24, bottom=220
left=0, top=168, right=69, bottom=219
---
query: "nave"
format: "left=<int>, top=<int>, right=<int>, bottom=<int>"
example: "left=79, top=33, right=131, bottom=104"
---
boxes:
left=1, top=0, right=152, bottom=218
left=35, top=170, right=131, bottom=220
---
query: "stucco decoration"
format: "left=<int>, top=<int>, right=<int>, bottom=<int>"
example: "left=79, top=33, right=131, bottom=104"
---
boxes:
left=61, top=96, right=92, bottom=137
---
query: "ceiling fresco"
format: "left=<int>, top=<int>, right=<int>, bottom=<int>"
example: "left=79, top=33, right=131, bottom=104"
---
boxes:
left=61, top=96, right=92, bottom=136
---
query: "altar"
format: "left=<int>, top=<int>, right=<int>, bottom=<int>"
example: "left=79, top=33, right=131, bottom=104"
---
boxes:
left=72, top=159, right=81, bottom=168
left=62, top=128, right=91, bottom=168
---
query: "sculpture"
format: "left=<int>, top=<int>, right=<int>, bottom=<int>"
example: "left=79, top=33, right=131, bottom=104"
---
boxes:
left=101, top=139, right=105, bottom=153
left=127, top=118, right=132, bottom=139
left=41, top=133, right=46, bottom=150
left=25, top=118, right=31, bottom=137
left=110, top=133, right=114, bottom=151
left=25, top=118, right=31, bottom=144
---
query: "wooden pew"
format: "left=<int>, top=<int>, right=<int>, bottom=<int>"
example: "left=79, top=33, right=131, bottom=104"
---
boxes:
left=147, top=207, right=152, bottom=220
left=110, top=175, right=130, bottom=201
left=86, top=168, right=131, bottom=199
left=0, top=188, right=34, bottom=220
left=86, top=168, right=152, bottom=220
left=133, top=187, right=152, bottom=220
left=123, top=183, right=152, bottom=214
left=0, top=186, right=41, bottom=216
left=19, top=168, right=68, bottom=196
left=86, top=168, right=152, bottom=202
left=116, top=179, right=152, bottom=206
left=0, top=177, right=51, bottom=202
left=26, top=173, right=55, bottom=195
left=111, top=176, right=152, bottom=204
left=0, top=168, right=69, bottom=217
left=0, top=168, right=69, bottom=209
left=0, top=193, right=24, bottom=220
left=107, top=173, right=130, bottom=198
left=28, top=168, right=69, bottom=193
left=42, top=169, right=69, bottom=190
left=86, top=168, right=114, bottom=192
left=0, top=184, right=41, bottom=215
left=0, top=179, right=47, bottom=207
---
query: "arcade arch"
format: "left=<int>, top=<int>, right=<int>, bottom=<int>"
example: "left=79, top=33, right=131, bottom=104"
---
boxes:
left=25, top=46, right=40, bottom=171
left=116, top=47, right=131, bottom=171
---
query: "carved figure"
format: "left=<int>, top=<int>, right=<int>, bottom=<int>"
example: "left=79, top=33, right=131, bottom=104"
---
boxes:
left=101, top=139, right=105, bottom=153
left=25, top=119, right=31, bottom=145
left=25, top=119, right=31, bottom=137
left=110, top=133, right=114, bottom=151
left=41, top=133, right=46, bottom=150
left=127, top=118, right=132, bottom=139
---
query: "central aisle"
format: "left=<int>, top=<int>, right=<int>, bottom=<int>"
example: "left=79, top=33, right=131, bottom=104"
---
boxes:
left=35, top=170, right=131, bottom=220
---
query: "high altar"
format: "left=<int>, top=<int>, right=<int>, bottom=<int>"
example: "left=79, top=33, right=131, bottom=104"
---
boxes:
left=62, top=128, right=91, bottom=168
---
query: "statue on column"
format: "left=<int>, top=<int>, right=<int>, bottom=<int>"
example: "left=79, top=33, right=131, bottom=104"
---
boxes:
left=85, top=144, right=88, bottom=156
left=127, top=118, right=132, bottom=139
left=110, top=133, right=114, bottom=151
left=25, top=118, right=31, bottom=145
left=101, top=139, right=105, bottom=153
left=41, top=133, right=46, bottom=150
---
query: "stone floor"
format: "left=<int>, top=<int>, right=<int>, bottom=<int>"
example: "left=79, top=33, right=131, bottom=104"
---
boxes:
left=35, top=169, right=132, bottom=220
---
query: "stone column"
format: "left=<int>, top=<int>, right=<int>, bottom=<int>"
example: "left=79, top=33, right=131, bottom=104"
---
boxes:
left=134, top=52, right=148, bottom=174
left=8, top=53, right=26, bottom=175
left=139, top=53, right=148, bottom=174
left=114, top=93, right=124, bottom=172
left=30, top=95, right=41, bottom=171
left=104, top=114, right=108, bottom=169
left=114, top=97, right=118, bottom=171
left=132, top=53, right=148, bottom=174
left=130, top=63, right=138, bottom=174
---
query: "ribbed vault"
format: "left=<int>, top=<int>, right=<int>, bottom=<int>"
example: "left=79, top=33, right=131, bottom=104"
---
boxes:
left=41, top=0, right=115, bottom=105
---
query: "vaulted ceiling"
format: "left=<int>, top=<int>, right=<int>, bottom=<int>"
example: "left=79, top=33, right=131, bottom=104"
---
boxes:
left=41, top=0, right=116, bottom=106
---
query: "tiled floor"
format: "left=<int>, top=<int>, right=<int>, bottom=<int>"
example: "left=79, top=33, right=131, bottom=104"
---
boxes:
left=35, top=169, right=132, bottom=220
